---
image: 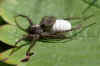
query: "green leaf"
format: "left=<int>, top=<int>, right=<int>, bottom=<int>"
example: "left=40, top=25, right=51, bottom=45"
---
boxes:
left=0, top=62, right=15, bottom=66
left=0, top=0, right=100, bottom=66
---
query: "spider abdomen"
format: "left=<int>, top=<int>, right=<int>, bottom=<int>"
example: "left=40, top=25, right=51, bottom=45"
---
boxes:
left=52, top=19, right=72, bottom=32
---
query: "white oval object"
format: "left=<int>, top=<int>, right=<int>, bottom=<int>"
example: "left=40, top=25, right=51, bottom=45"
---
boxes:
left=52, top=19, right=72, bottom=32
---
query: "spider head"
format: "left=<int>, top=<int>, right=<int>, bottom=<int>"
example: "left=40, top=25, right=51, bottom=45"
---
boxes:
left=27, top=24, right=43, bottom=34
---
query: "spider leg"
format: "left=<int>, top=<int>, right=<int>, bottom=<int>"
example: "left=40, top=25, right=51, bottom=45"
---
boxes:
left=21, top=35, right=39, bottom=62
left=53, top=34, right=67, bottom=39
left=71, top=24, right=82, bottom=30
left=65, top=24, right=81, bottom=32
left=9, top=36, right=27, bottom=56
left=15, top=37, right=26, bottom=46
left=64, top=14, right=94, bottom=21
left=15, top=15, right=33, bottom=26
left=64, top=17, right=82, bottom=20
left=65, top=22, right=96, bottom=32
left=14, top=14, right=34, bottom=32
left=40, top=32, right=61, bottom=38
left=14, top=16, right=27, bottom=32
left=40, top=32, right=67, bottom=39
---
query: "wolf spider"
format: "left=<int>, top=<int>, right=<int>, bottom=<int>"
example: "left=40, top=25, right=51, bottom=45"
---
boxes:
left=10, top=14, right=95, bottom=62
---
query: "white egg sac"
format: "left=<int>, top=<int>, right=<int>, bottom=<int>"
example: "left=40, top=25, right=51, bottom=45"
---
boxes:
left=52, top=19, right=72, bottom=32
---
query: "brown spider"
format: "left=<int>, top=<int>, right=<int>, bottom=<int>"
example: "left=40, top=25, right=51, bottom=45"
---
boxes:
left=10, top=14, right=95, bottom=62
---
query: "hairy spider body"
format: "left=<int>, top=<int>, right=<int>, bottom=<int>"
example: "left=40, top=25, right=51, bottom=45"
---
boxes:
left=10, top=14, right=95, bottom=62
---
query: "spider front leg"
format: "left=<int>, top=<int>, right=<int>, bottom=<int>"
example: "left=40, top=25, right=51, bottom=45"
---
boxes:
left=9, top=35, right=27, bottom=55
left=14, top=14, right=34, bottom=32
left=21, top=34, right=40, bottom=62
left=15, top=36, right=27, bottom=47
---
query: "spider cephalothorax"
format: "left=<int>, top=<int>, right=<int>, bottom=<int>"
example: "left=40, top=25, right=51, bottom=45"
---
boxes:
left=11, top=14, right=95, bottom=62
left=27, top=24, right=43, bottom=34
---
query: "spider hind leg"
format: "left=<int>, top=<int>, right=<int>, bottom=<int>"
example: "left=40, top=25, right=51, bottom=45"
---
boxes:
left=21, top=35, right=39, bottom=62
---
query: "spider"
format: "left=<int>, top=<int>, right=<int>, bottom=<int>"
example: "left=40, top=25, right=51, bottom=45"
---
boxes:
left=10, top=14, right=95, bottom=62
